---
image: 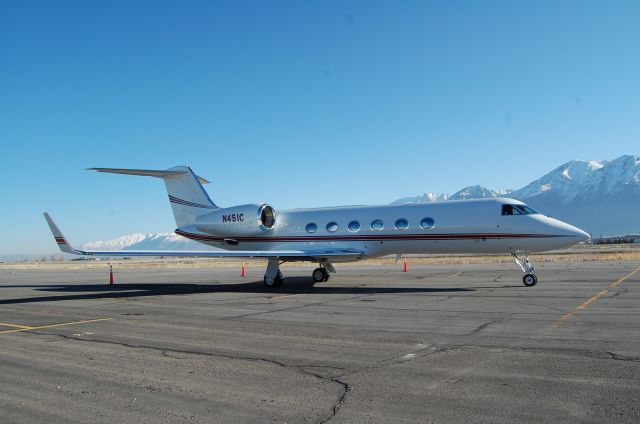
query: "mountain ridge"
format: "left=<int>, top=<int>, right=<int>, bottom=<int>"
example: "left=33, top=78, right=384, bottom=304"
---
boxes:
left=394, top=155, right=640, bottom=236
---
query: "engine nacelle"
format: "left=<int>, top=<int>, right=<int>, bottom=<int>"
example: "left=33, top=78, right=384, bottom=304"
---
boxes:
left=194, top=204, right=276, bottom=237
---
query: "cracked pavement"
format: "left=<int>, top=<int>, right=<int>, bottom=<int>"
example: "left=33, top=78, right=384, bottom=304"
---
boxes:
left=1, top=262, right=639, bottom=423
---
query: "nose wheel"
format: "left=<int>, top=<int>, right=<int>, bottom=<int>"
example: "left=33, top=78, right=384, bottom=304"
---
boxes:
left=312, top=267, right=330, bottom=283
left=513, top=253, right=538, bottom=287
left=522, top=273, right=538, bottom=287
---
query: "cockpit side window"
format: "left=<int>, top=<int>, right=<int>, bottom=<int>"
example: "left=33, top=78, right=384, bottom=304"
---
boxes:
left=502, top=204, right=539, bottom=216
left=502, top=205, right=520, bottom=215
left=519, top=205, right=539, bottom=214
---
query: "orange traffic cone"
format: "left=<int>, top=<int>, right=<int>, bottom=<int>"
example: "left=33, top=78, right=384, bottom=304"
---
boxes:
left=403, top=256, right=408, bottom=272
left=241, top=261, right=246, bottom=277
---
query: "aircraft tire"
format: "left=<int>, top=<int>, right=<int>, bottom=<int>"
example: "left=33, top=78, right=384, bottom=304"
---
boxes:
left=321, top=268, right=330, bottom=282
left=312, top=268, right=325, bottom=283
left=522, top=273, right=538, bottom=287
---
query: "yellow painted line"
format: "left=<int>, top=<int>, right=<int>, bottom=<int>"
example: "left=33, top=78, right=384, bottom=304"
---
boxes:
left=0, top=318, right=113, bottom=335
left=610, top=266, right=640, bottom=288
left=0, top=322, right=34, bottom=330
left=552, top=266, right=640, bottom=328
left=575, top=289, right=609, bottom=311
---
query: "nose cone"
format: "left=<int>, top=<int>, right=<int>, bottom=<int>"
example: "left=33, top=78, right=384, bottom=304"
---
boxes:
left=567, top=225, right=590, bottom=243
left=551, top=219, right=590, bottom=243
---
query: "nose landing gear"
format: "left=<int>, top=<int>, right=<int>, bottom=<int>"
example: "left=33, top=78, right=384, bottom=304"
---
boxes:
left=512, top=253, right=538, bottom=287
left=522, top=273, right=538, bottom=287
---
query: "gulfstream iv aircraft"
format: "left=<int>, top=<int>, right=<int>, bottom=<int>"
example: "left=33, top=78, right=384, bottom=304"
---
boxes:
left=45, top=166, right=590, bottom=287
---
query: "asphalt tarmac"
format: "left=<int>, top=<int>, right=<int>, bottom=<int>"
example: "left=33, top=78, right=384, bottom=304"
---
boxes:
left=1, top=261, right=639, bottom=423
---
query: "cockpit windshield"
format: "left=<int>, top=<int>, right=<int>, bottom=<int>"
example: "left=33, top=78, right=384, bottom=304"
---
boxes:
left=501, top=204, right=539, bottom=216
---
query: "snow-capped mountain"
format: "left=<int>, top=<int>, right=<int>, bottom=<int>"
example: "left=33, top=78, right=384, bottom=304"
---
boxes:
left=391, top=192, right=449, bottom=204
left=393, top=186, right=512, bottom=204
left=449, top=185, right=512, bottom=200
left=511, top=155, right=639, bottom=201
left=393, top=155, right=640, bottom=236
left=81, top=233, right=220, bottom=251
left=511, top=155, right=640, bottom=236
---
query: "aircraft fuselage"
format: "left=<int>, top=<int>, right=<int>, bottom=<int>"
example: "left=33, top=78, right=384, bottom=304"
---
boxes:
left=175, top=198, right=588, bottom=260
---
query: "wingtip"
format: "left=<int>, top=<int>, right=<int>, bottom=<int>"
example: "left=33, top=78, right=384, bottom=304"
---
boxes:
left=43, top=213, right=76, bottom=254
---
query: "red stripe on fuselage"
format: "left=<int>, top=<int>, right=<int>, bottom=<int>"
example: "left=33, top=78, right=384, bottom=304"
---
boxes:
left=174, top=229, right=567, bottom=243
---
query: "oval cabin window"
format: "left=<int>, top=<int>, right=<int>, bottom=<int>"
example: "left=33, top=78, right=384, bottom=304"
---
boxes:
left=370, top=219, right=384, bottom=231
left=326, top=222, right=339, bottom=233
left=420, top=217, right=435, bottom=229
left=395, top=218, right=409, bottom=230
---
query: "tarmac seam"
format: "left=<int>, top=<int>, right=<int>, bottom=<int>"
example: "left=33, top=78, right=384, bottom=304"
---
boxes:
left=431, top=344, right=640, bottom=362
left=339, top=343, right=640, bottom=380
left=222, top=295, right=372, bottom=320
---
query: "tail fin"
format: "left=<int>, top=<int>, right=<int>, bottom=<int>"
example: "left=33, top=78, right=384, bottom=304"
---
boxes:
left=88, top=166, right=218, bottom=227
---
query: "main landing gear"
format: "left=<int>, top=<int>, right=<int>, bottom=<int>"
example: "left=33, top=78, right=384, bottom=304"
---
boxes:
left=312, top=267, right=330, bottom=283
left=312, top=260, right=335, bottom=283
left=262, top=258, right=336, bottom=288
left=512, top=253, right=538, bottom=287
left=263, top=257, right=284, bottom=288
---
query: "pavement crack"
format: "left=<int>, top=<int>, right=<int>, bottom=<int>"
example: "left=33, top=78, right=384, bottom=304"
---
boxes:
left=466, top=316, right=503, bottom=335
left=318, top=377, right=350, bottom=424
left=606, top=352, right=640, bottom=362
left=41, top=332, right=352, bottom=423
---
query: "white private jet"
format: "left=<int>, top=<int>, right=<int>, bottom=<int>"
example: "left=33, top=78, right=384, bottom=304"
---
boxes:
left=45, top=166, right=590, bottom=287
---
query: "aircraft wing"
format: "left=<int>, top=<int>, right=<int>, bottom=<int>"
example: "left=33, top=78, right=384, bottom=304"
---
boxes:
left=44, top=213, right=364, bottom=261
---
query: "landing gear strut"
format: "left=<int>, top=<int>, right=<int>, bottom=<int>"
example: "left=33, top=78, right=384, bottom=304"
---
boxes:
left=512, top=253, right=537, bottom=287
left=263, top=271, right=284, bottom=288
left=263, top=257, right=284, bottom=288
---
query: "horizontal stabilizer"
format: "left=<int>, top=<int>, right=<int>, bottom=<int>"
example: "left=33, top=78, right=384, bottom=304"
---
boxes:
left=88, top=167, right=210, bottom=184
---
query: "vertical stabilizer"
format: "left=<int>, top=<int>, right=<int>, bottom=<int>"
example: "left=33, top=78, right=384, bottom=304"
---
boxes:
left=88, top=166, right=218, bottom=227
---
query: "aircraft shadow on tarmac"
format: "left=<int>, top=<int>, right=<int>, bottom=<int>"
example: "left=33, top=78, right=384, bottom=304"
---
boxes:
left=0, top=277, right=473, bottom=305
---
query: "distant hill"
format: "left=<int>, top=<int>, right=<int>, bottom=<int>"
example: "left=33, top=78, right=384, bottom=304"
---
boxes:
left=393, top=155, right=640, bottom=236
left=81, top=233, right=221, bottom=251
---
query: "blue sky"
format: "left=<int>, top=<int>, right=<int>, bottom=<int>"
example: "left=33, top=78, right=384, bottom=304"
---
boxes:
left=1, top=0, right=638, bottom=255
